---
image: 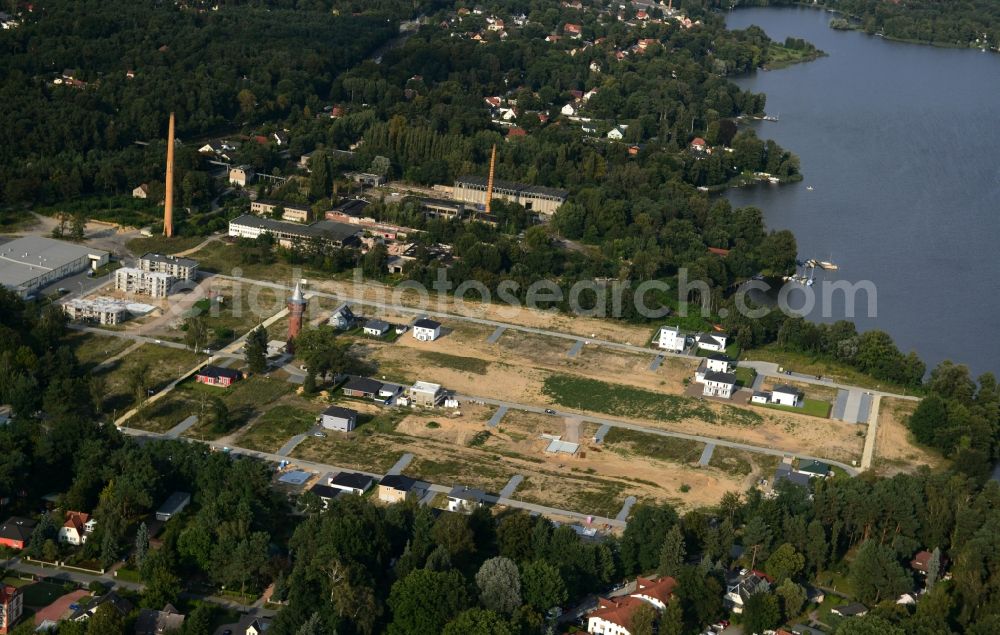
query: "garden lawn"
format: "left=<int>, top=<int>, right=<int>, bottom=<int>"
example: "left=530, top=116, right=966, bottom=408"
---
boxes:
left=19, top=581, right=71, bottom=608
left=765, top=398, right=831, bottom=419
left=236, top=405, right=317, bottom=453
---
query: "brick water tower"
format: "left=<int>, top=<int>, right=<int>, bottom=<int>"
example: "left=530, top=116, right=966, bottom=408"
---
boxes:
left=286, top=282, right=306, bottom=353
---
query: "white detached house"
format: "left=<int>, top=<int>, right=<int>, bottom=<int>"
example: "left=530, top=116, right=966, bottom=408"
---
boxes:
left=412, top=318, right=441, bottom=342
left=695, top=354, right=733, bottom=382
left=655, top=326, right=686, bottom=352
left=695, top=332, right=728, bottom=352
left=607, top=125, right=627, bottom=140
left=59, top=512, right=94, bottom=546
left=702, top=371, right=736, bottom=399
left=771, top=385, right=802, bottom=407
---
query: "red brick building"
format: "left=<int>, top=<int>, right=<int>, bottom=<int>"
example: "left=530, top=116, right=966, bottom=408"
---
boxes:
left=0, top=517, right=35, bottom=551
left=194, top=365, right=241, bottom=388
left=287, top=282, right=306, bottom=353
left=0, top=585, right=23, bottom=634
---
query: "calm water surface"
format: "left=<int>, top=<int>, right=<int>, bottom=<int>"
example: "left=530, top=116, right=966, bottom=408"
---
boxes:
left=725, top=7, right=1000, bottom=378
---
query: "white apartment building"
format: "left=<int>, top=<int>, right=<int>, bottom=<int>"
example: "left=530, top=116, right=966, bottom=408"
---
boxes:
left=114, top=267, right=175, bottom=298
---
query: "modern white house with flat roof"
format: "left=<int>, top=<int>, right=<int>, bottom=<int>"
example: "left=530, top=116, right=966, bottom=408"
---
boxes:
left=771, top=385, right=802, bottom=407
left=412, top=318, right=441, bottom=341
left=320, top=405, right=357, bottom=432
left=655, top=326, right=686, bottom=352
left=409, top=381, right=444, bottom=407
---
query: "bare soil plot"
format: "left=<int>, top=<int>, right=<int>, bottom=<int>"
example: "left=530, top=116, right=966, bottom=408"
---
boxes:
left=543, top=373, right=865, bottom=464
left=372, top=344, right=549, bottom=403
left=138, top=278, right=286, bottom=347
left=290, top=276, right=659, bottom=347
left=874, top=398, right=942, bottom=475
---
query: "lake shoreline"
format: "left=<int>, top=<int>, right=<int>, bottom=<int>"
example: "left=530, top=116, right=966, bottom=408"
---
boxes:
left=724, top=7, right=1000, bottom=377
left=732, top=4, right=1000, bottom=54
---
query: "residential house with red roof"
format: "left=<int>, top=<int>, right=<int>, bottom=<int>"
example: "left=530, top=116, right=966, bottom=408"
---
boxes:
left=58, top=511, right=95, bottom=546
left=0, top=517, right=35, bottom=551
left=586, top=576, right=677, bottom=634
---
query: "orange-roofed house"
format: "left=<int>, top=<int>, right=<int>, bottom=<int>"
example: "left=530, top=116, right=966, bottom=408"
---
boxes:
left=690, top=137, right=708, bottom=152
left=631, top=576, right=677, bottom=609
left=0, top=585, right=22, bottom=634
left=58, top=511, right=94, bottom=546
left=587, top=595, right=646, bottom=635
left=587, top=576, right=677, bottom=634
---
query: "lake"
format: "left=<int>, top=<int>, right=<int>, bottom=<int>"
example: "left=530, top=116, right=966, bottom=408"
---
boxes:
left=724, top=7, right=1000, bottom=379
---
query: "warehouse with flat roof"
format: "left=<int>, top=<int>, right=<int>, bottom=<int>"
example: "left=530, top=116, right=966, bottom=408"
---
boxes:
left=0, top=236, right=109, bottom=297
left=453, top=175, right=569, bottom=216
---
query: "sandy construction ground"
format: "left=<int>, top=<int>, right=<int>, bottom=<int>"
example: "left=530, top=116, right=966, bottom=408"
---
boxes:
left=369, top=334, right=866, bottom=464
left=874, top=397, right=942, bottom=475
left=396, top=407, right=747, bottom=514
left=299, top=276, right=662, bottom=346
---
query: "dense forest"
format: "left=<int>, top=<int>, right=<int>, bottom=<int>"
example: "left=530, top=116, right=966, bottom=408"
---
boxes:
left=723, top=0, right=1000, bottom=48
left=0, top=0, right=406, bottom=205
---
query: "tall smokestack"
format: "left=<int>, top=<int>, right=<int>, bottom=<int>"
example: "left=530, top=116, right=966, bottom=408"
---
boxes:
left=485, top=144, right=497, bottom=215
left=163, top=112, right=175, bottom=237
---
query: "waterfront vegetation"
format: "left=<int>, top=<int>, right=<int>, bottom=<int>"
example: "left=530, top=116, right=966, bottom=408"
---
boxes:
left=765, top=38, right=827, bottom=69
left=725, top=0, right=1000, bottom=50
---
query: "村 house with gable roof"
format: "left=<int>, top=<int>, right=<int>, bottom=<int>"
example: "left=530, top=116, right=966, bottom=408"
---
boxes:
left=702, top=371, right=736, bottom=400
left=59, top=511, right=94, bottom=545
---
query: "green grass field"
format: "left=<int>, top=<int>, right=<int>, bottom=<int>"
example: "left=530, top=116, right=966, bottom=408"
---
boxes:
left=542, top=374, right=764, bottom=427
left=127, top=235, right=207, bottom=255
left=417, top=351, right=490, bottom=375
left=98, top=345, right=203, bottom=414
left=765, top=398, right=831, bottom=419
left=66, top=332, right=133, bottom=370
left=19, top=581, right=72, bottom=607
left=235, top=405, right=317, bottom=452
left=733, top=366, right=757, bottom=388
left=136, top=373, right=302, bottom=437
left=602, top=428, right=703, bottom=464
